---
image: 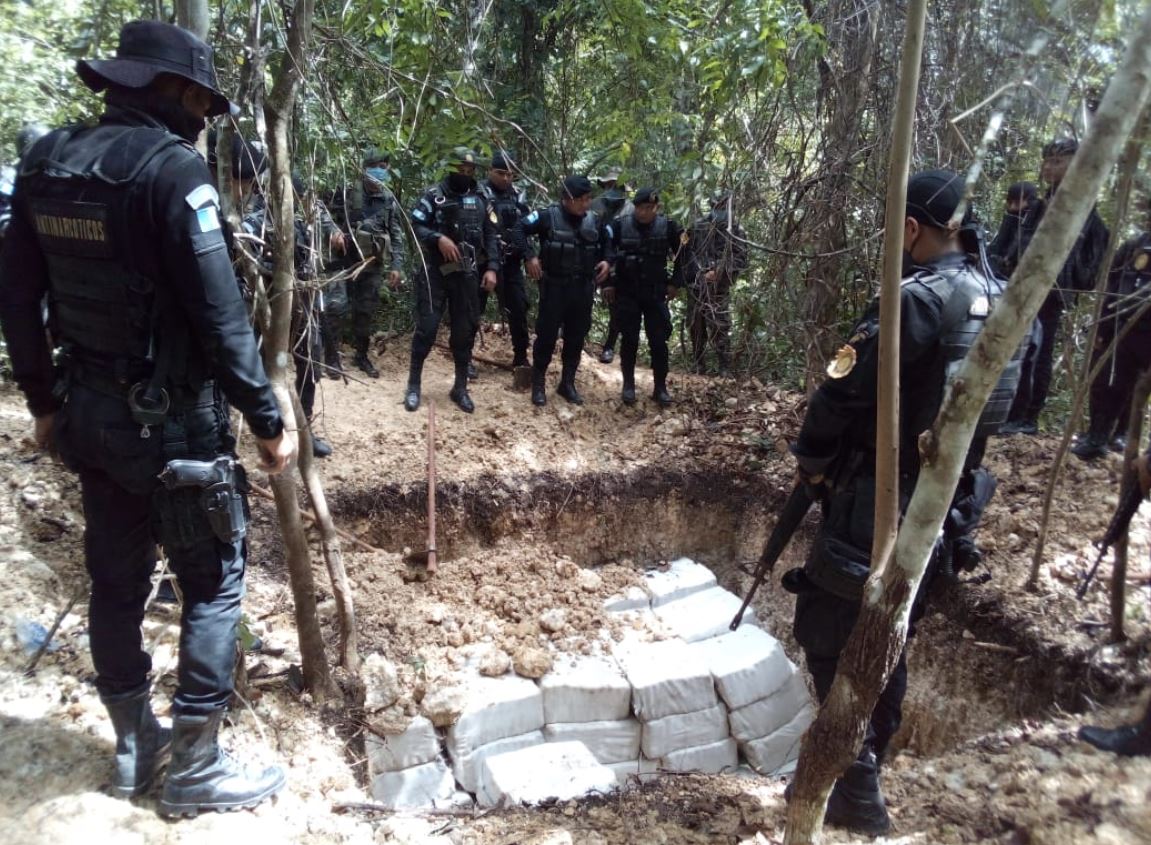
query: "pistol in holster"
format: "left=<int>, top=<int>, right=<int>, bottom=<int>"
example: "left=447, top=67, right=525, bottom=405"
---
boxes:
left=158, top=456, right=249, bottom=545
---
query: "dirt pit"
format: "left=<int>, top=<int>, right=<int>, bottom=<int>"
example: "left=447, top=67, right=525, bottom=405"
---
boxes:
left=3, top=331, right=1151, bottom=843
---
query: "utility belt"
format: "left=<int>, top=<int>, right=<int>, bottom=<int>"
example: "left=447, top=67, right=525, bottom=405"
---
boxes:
left=66, top=362, right=216, bottom=434
left=798, top=533, right=873, bottom=601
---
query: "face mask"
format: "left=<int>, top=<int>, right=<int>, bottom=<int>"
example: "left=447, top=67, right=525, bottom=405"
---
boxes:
left=901, top=249, right=917, bottom=277
left=447, top=172, right=472, bottom=193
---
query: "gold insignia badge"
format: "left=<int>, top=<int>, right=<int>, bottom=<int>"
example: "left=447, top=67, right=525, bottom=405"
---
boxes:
left=826, top=344, right=857, bottom=379
left=1135, top=252, right=1149, bottom=271
left=489, top=210, right=498, bottom=224
left=680, top=231, right=690, bottom=246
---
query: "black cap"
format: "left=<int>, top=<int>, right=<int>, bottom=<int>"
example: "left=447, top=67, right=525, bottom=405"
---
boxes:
left=77, top=20, right=235, bottom=117
left=1005, top=181, right=1037, bottom=203
left=491, top=151, right=516, bottom=171
left=363, top=146, right=389, bottom=167
left=906, top=169, right=969, bottom=229
left=1042, top=138, right=1078, bottom=159
left=633, top=187, right=659, bottom=205
left=207, top=128, right=266, bottom=180
left=562, top=175, right=593, bottom=199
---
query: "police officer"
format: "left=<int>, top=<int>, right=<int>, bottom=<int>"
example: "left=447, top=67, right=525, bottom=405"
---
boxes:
left=520, top=175, right=613, bottom=406
left=685, top=191, right=749, bottom=375
left=610, top=187, right=684, bottom=406
left=0, top=21, right=293, bottom=816
left=1000, top=140, right=1109, bottom=434
left=404, top=147, right=499, bottom=413
left=987, top=180, right=1037, bottom=276
left=783, top=171, right=1017, bottom=835
left=1073, top=213, right=1151, bottom=460
left=477, top=150, right=534, bottom=369
left=592, top=167, right=632, bottom=365
left=340, top=148, right=406, bottom=378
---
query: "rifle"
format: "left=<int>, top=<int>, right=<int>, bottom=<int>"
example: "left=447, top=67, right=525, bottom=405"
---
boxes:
left=730, top=482, right=814, bottom=629
left=1077, top=479, right=1145, bottom=600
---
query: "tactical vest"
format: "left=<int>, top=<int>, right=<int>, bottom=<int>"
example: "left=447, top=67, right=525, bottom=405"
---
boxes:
left=479, top=182, right=520, bottom=234
left=428, top=184, right=486, bottom=253
left=616, top=214, right=669, bottom=288
left=20, top=124, right=186, bottom=374
left=912, top=264, right=1022, bottom=437
left=541, top=206, right=600, bottom=283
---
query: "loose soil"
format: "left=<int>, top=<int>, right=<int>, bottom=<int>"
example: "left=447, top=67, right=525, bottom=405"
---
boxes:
left=2, top=330, right=1149, bottom=844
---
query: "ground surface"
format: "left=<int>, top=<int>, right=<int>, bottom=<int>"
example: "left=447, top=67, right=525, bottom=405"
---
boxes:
left=2, top=330, right=1150, bottom=844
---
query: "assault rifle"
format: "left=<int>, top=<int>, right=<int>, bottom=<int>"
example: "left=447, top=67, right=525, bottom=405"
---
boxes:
left=1077, top=479, right=1145, bottom=600
left=730, top=482, right=814, bottom=629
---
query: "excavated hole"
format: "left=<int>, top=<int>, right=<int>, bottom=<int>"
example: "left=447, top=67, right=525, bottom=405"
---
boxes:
left=330, top=467, right=1128, bottom=762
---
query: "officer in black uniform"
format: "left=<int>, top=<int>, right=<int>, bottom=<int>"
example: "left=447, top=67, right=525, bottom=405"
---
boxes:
left=592, top=167, right=631, bottom=364
left=610, top=187, right=684, bottom=406
left=783, top=171, right=1018, bottom=835
left=0, top=21, right=293, bottom=817
left=684, top=191, right=749, bottom=375
left=477, top=150, right=534, bottom=369
left=999, top=140, right=1109, bottom=434
left=1073, top=217, right=1151, bottom=460
left=520, top=175, right=614, bottom=406
left=404, top=147, right=500, bottom=413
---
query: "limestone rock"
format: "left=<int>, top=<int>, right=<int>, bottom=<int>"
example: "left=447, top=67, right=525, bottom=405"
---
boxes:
left=478, top=649, right=512, bottom=677
left=513, top=646, right=554, bottom=679
left=420, top=683, right=469, bottom=727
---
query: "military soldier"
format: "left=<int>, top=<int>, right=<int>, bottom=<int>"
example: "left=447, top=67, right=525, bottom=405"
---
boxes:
left=0, top=21, right=292, bottom=816
left=477, top=150, right=534, bottom=370
left=404, top=147, right=500, bottom=413
left=610, top=187, right=684, bottom=406
left=1000, top=139, right=1109, bottom=434
left=783, top=171, right=1018, bottom=835
left=1072, top=210, right=1151, bottom=460
left=519, top=175, right=613, bottom=406
left=685, top=191, right=749, bottom=375
left=592, top=166, right=631, bottom=364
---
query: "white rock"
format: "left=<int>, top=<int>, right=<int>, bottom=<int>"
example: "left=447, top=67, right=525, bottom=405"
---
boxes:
left=420, top=683, right=470, bottom=728
left=603, top=586, right=650, bottom=613
left=607, top=757, right=660, bottom=786
left=641, top=703, right=729, bottom=759
left=660, top=737, right=738, bottom=774
left=539, top=608, right=567, bottom=633
left=539, top=656, right=632, bottom=723
left=370, top=758, right=455, bottom=809
left=362, top=654, right=403, bottom=711
left=452, top=730, right=544, bottom=794
left=445, top=676, right=544, bottom=759
left=365, top=716, right=440, bottom=773
left=728, top=672, right=812, bottom=742
left=478, top=741, right=617, bottom=807
left=692, top=626, right=794, bottom=710
left=618, top=639, right=717, bottom=721
left=741, top=706, right=815, bottom=775
left=543, top=719, right=641, bottom=764
left=643, top=558, right=717, bottom=607
left=654, top=587, right=757, bottom=643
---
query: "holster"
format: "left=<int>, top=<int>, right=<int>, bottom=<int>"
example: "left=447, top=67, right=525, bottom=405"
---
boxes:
left=803, top=531, right=872, bottom=602
left=155, top=459, right=249, bottom=550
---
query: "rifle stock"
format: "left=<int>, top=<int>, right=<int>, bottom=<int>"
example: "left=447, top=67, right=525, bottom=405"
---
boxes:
left=731, top=483, right=814, bottom=629
left=1078, top=479, right=1144, bottom=600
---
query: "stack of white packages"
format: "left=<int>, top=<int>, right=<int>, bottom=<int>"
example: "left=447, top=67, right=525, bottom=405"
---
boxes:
left=619, top=639, right=738, bottom=774
left=693, top=625, right=815, bottom=774
left=365, top=715, right=455, bottom=809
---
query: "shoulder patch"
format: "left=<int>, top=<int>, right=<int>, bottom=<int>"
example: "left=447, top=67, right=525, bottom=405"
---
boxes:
left=412, top=208, right=428, bottom=222
left=680, top=231, right=690, bottom=246
left=525, top=211, right=539, bottom=224
left=489, top=210, right=498, bottom=224
left=1134, top=252, right=1149, bottom=271
left=826, top=344, right=857, bottom=379
left=196, top=205, right=221, bottom=233
left=185, top=184, right=219, bottom=210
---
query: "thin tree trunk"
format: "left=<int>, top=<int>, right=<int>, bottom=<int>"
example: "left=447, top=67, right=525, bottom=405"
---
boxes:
left=1113, top=369, right=1151, bottom=643
left=785, top=9, right=1151, bottom=843
left=174, top=0, right=208, bottom=38
left=784, top=0, right=926, bottom=838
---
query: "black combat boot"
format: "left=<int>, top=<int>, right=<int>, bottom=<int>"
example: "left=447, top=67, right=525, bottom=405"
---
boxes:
left=449, top=361, right=475, bottom=413
left=159, top=710, right=285, bottom=817
left=1079, top=703, right=1151, bottom=756
left=321, top=315, right=343, bottom=379
left=1071, top=431, right=1110, bottom=461
left=404, top=359, right=423, bottom=412
left=599, top=346, right=615, bottom=364
left=512, top=351, right=530, bottom=368
left=101, top=684, right=171, bottom=797
left=652, top=371, right=672, bottom=407
left=823, top=748, right=891, bottom=836
left=311, top=436, right=332, bottom=458
left=467, top=360, right=479, bottom=381
left=557, top=364, right=584, bottom=405
left=621, top=363, right=637, bottom=406
left=353, top=340, right=379, bottom=378
left=531, top=369, right=547, bottom=407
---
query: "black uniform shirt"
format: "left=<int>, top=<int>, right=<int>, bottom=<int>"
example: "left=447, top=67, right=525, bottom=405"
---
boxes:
left=410, top=178, right=501, bottom=274
left=518, top=204, right=615, bottom=282
left=610, top=213, right=686, bottom=290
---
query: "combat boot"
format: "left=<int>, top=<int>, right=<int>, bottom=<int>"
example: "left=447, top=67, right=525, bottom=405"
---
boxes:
left=101, top=684, right=171, bottom=797
left=311, top=436, right=333, bottom=458
left=557, top=365, right=584, bottom=405
left=353, top=339, right=379, bottom=378
left=512, top=351, right=530, bottom=368
left=823, top=749, right=891, bottom=836
left=467, top=360, right=479, bottom=381
left=531, top=369, right=547, bottom=407
left=1079, top=704, right=1151, bottom=756
left=621, top=365, right=637, bottom=406
left=652, top=372, right=672, bottom=408
left=159, top=710, right=284, bottom=817
left=1071, top=432, right=1110, bottom=461
left=449, top=362, right=475, bottom=413
left=404, top=359, right=423, bottom=412
left=599, top=346, right=615, bottom=364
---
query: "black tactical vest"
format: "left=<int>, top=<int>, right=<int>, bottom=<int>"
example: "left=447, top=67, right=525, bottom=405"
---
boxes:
left=429, top=184, right=486, bottom=253
left=541, top=206, right=600, bottom=283
left=617, top=213, right=669, bottom=287
left=20, top=124, right=185, bottom=372
left=480, top=183, right=520, bottom=234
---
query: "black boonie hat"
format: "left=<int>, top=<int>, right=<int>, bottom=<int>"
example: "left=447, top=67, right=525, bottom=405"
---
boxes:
left=906, top=169, right=971, bottom=229
left=77, top=20, right=236, bottom=117
left=633, top=187, right=659, bottom=205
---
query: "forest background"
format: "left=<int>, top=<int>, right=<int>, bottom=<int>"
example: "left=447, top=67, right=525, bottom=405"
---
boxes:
left=1, top=0, right=1146, bottom=414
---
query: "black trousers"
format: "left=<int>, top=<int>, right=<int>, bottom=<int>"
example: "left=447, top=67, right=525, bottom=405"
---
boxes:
left=479, top=261, right=531, bottom=357
left=346, top=268, right=381, bottom=348
left=1010, top=294, right=1062, bottom=423
left=533, top=276, right=595, bottom=375
left=411, top=266, right=480, bottom=366
left=617, top=290, right=672, bottom=379
left=603, top=302, right=620, bottom=350
left=687, top=275, right=733, bottom=369
left=1087, top=328, right=1151, bottom=439
left=55, top=384, right=246, bottom=716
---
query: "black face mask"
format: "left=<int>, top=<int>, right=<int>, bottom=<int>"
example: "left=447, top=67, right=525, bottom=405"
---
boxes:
left=447, top=172, right=472, bottom=193
left=106, top=84, right=206, bottom=143
left=901, top=249, right=917, bottom=277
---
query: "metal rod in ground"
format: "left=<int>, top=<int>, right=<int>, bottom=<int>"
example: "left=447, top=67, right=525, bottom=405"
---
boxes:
left=426, top=400, right=438, bottom=574
left=24, top=582, right=86, bottom=676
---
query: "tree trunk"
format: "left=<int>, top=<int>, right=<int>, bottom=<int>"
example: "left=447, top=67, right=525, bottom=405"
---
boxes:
left=784, top=0, right=926, bottom=837
left=175, top=0, right=208, bottom=38
left=785, top=8, right=1151, bottom=842
left=1113, top=369, right=1151, bottom=643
